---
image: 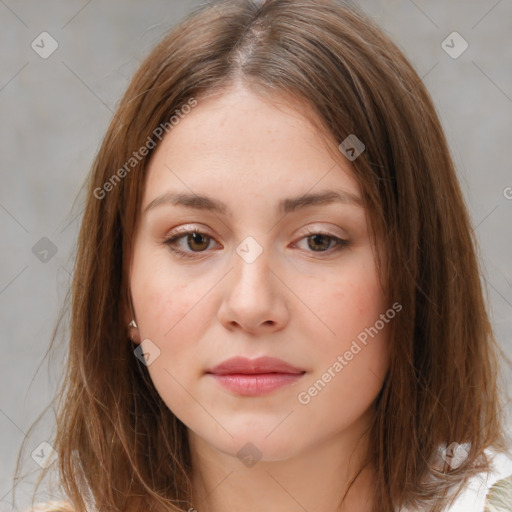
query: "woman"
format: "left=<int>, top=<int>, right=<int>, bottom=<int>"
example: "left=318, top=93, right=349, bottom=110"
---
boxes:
left=17, top=0, right=512, bottom=510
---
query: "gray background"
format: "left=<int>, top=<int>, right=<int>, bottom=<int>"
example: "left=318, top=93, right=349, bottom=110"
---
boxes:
left=1, top=0, right=511, bottom=510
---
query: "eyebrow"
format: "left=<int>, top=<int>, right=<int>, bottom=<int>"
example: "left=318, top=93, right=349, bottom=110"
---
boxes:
left=143, top=189, right=363, bottom=217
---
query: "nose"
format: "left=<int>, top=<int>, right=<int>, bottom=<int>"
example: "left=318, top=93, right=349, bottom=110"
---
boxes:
left=217, top=244, right=290, bottom=334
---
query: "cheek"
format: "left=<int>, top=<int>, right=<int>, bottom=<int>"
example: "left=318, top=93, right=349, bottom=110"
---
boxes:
left=307, top=250, right=387, bottom=343
left=130, top=243, right=208, bottom=352
left=304, top=248, right=390, bottom=391
left=129, top=247, right=209, bottom=419
left=296, top=263, right=390, bottom=428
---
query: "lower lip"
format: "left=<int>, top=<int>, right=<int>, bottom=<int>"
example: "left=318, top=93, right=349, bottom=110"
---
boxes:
left=208, top=372, right=305, bottom=396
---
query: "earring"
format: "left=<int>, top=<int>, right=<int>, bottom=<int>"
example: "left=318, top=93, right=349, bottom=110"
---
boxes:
left=128, top=319, right=140, bottom=343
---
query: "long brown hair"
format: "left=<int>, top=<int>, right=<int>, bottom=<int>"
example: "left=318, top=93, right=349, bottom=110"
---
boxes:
left=14, top=0, right=511, bottom=510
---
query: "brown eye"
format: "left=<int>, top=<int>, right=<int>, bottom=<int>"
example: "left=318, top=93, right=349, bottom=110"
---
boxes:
left=306, top=234, right=333, bottom=252
left=164, top=230, right=218, bottom=258
left=186, top=232, right=211, bottom=251
left=164, top=228, right=349, bottom=260
left=294, top=230, right=350, bottom=256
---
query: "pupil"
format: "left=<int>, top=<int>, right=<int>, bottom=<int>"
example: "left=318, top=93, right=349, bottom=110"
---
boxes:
left=309, top=234, right=329, bottom=251
left=185, top=233, right=331, bottom=252
left=189, top=232, right=208, bottom=250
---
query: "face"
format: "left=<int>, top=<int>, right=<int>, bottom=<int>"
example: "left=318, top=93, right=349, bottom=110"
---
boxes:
left=128, top=84, right=391, bottom=463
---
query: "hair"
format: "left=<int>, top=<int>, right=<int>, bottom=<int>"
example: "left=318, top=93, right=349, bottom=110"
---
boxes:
left=13, top=0, right=511, bottom=511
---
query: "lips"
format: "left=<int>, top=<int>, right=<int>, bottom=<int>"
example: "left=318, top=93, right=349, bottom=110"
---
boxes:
left=206, top=356, right=306, bottom=396
left=207, top=356, right=305, bottom=375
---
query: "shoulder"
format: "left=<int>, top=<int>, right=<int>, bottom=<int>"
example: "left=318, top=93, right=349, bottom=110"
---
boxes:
left=445, top=448, right=512, bottom=512
left=400, top=448, right=512, bottom=512
left=25, top=501, right=74, bottom=512
left=485, top=473, right=512, bottom=511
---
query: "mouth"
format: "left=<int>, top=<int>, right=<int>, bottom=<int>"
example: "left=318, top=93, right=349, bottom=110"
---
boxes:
left=207, top=372, right=306, bottom=396
left=206, top=356, right=306, bottom=396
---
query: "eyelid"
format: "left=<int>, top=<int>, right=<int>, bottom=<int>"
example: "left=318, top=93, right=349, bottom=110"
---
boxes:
left=163, top=224, right=350, bottom=259
left=165, top=223, right=346, bottom=241
left=301, top=225, right=346, bottom=239
left=162, top=226, right=221, bottom=259
left=166, top=224, right=214, bottom=237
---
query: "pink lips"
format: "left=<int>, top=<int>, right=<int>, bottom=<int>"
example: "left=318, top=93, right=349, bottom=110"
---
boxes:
left=206, top=356, right=306, bottom=396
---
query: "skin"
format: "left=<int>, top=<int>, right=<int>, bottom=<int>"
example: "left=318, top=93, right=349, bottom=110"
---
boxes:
left=127, top=82, right=391, bottom=512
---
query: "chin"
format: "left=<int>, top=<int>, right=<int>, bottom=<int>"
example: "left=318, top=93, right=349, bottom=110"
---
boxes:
left=208, top=427, right=302, bottom=464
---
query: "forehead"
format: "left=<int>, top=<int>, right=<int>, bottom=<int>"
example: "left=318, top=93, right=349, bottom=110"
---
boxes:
left=154, top=86, right=335, bottom=158
left=143, top=85, right=361, bottom=209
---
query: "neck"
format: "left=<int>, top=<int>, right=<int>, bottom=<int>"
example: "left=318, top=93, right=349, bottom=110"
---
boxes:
left=188, top=410, right=376, bottom=512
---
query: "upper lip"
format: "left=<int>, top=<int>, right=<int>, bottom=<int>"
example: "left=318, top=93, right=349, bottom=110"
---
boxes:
left=207, top=356, right=305, bottom=375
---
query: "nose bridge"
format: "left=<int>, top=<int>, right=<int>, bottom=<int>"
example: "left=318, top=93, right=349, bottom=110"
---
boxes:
left=216, top=233, right=288, bottom=332
left=231, top=234, right=273, bottom=294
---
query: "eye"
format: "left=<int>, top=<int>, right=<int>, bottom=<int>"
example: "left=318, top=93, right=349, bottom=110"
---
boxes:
left=294, top=229, right=350, bottom=255
left=163, top=229, right=219, bottom=259
left=163, top=227, right=350, bottom=259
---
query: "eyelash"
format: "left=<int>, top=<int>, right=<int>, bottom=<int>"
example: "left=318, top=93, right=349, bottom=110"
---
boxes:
left=162, top=227, right=350, bottom=259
